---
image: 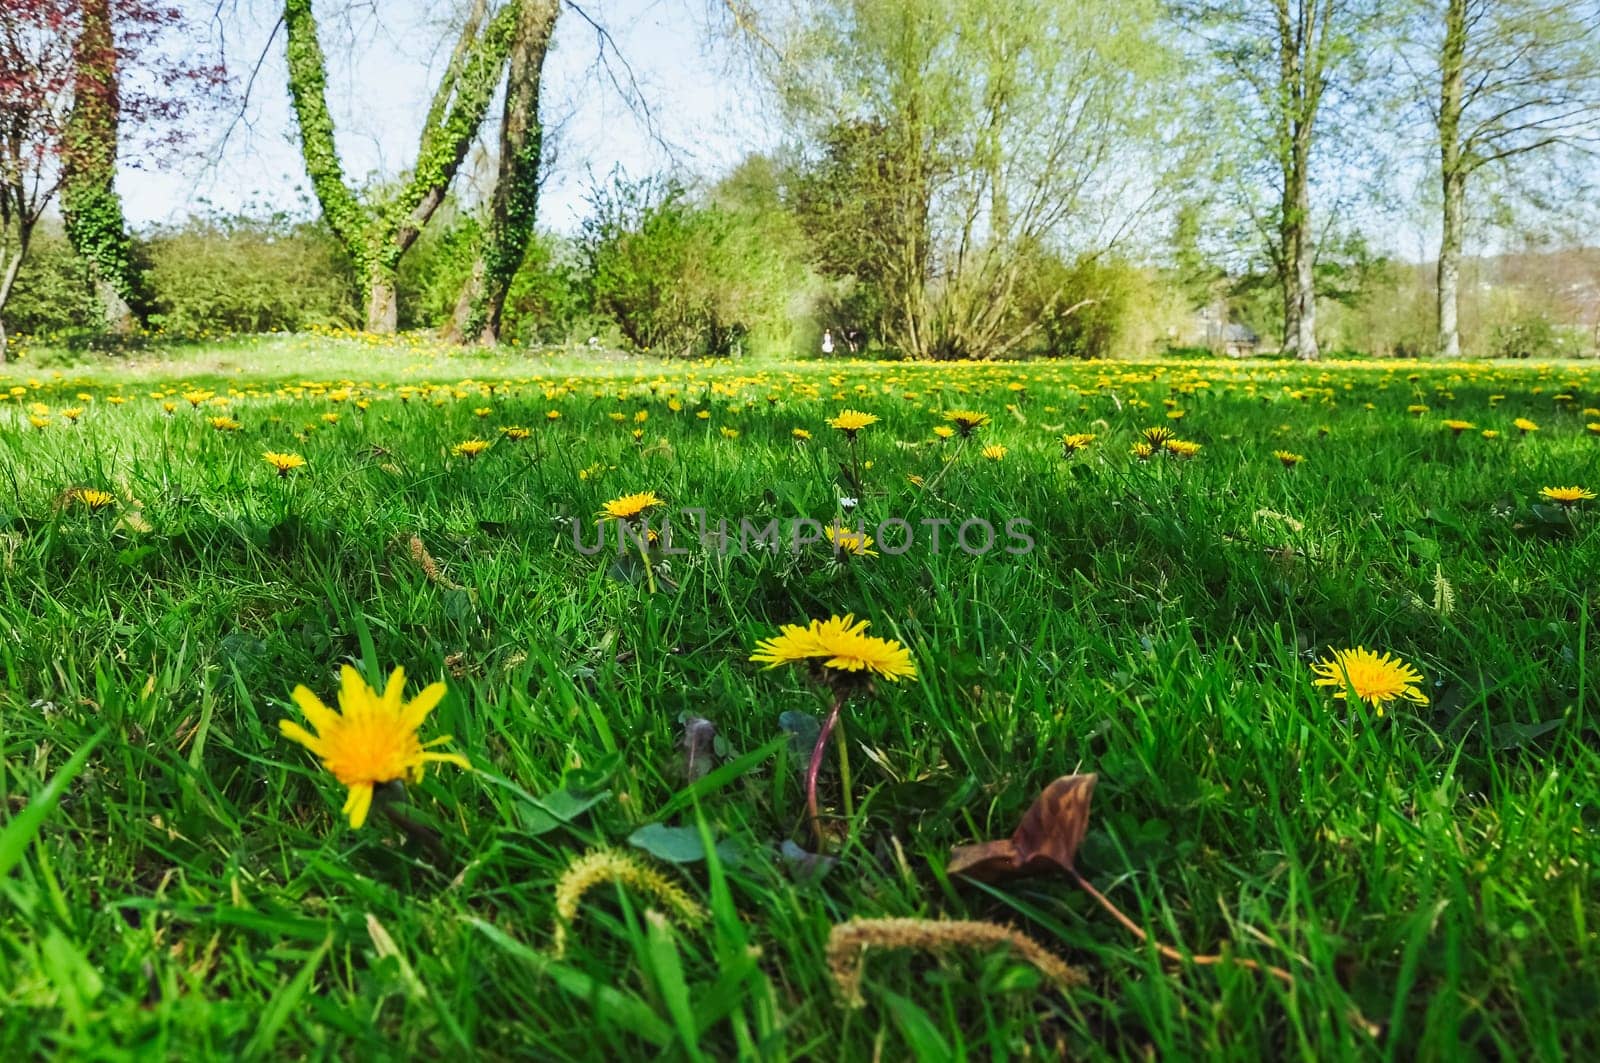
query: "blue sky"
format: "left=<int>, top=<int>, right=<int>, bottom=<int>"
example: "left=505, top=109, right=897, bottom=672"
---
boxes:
left=120, top=0, right=776, bottom=232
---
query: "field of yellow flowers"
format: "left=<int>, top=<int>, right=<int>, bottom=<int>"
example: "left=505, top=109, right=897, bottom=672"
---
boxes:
left=1, top=335, right=1596, bottom=1058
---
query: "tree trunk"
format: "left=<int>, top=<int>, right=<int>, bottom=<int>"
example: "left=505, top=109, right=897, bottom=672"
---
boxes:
left=366, top=267, right=399, bottom=334
left=454, top=0, right=560, bottom=345
left=62, top=0, right=141, bottom=323
left=95, top=279, right=136, bottom=333
left=449, top=259, right=486, bottom=341
left=1437, top=173, right=1465, bottom=359
left=0, top=239, right=27, bottom=365
left=1281, top=138, right=1319, bottom=361
left=1436, top=0, right=1467, bottom=358
left=284, top=0, right=517, bottom=335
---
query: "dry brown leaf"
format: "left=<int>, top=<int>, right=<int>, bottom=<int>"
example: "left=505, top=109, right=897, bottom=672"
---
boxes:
left=948, top=774, right=1096, bottom=882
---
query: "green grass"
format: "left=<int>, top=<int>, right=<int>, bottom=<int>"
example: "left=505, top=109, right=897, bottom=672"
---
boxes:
left=1, top=336, right=1597, bottom=1059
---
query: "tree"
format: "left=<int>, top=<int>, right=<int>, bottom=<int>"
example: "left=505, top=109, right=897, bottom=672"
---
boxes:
left=1, top=2, right=223, bottom=357
left=735, top=0, right=1180, bottom=360
left=0, top=3, right=77, bottom=362
left=449, top=0, right=561, bottom=345
left=785, top=117, right=928, bottom=351
left=61, top=0, right=221, bottom=333
left=61, top=0, right=135, bottom=332
left=1408, top=0, right=1600, bottom=357
left=1182, top=0, right=1380, bottom=361
left=283, top=0, right=518, bottom=333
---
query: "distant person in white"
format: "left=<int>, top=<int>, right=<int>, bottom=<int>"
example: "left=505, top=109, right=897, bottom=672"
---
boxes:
left=821, top=329, right=835, bottom=356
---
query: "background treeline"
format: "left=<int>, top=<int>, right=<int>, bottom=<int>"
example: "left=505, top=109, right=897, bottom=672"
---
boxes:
left=6, top=0, right=1600, bottom=361
left=12, top=170, right=1597, bottom=360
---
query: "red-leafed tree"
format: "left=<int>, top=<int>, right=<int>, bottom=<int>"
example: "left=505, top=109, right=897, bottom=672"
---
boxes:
left=0, top=1, right=226, bottom=359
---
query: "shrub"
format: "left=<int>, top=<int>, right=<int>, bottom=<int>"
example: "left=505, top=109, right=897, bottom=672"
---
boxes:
left=3, top=228, right=100, bottom=337
left=141, top=212, right=357, bottom=334
left=1014, top=252, right=1172, bottom=360
left=578, top=172, right=810, bottom=358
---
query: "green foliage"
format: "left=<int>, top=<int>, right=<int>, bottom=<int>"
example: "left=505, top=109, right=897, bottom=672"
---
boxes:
left=398, top=212, right=587, bottom=343
left=1014, top=252, right=1173, bottom=359
left=140, top=212, right=357, bottom=334
left=1486, top=310, right=1586, bottom=359
left=4, top=231, right=100, bottom=336
left=579, top=172, right=809, bottom=357
left=499, top=235, right=589, bottom=345
left=395, top=212, right=482, bottom=331
left=61, top=178, right=135, bottom=308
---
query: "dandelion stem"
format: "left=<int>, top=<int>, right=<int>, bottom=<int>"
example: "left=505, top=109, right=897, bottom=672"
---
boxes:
left=835, top=708, right=854, bottom=824
left=922, top=436, right=966, bottom=494
left=634, top=526, right=657, bottom=595
left=807, top=691, right=845, bottom=848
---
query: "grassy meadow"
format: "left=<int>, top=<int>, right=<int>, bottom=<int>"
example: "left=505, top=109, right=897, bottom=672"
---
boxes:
left=1, top=335, right=1597, bottom=1059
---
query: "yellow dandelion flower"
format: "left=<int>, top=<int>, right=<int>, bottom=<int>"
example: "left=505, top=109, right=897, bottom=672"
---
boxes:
left=944, top=409, right=990, bottom=437
left=599, top=491, right=664, bottom=521
left=792, top=428, right=812, bottom=441
left=828, top=409, right=879, bottom=438
left=474, top=407, right=492, bottom=418
left=28, top=415, right=50, bottom=430
left=750, top=614, right=916, bottom=683
left=453, top=439, right=491, bottom=459
left=1538, top=485, right=1594, bottom=507
left=824, top=524, right=878, bottom=557
left=1481, top=429, right=1499, bottom=439
left=1060, top=433, right=1095, bottom=455
left=74, top=488, right=117, bottom=510
left=1442, top=419, right=1475, bottom=434
left=1407, top=405, right=1429, bottom=416
left=1165, top=439, right=1202, bottom=458
left=279, top=665, right=470, bottom=828
left=210, top=416, right=242, bottom=432
left=1514, top=417, right=1539, bottom=433
left=981, top=444, right=1008, bottom=461
left=1585, top=422, right=1600, bottom=435
left=546, top=409, right=562, bottom=421
left=1274, top=450, right=1304, bottom=467
left=263, top=451, right=306, bottom=476
left=502, top=426, right=531, bottom=441
left=1311, top=647, right=1427, bottom=716
left=1131, top=441, right=1155, bottom=460
left=720, top=426, right=740, bottom=439
left=1140, top=426, right=1175, bottom=446
left=932, top=425, right=955, bottom=440
left=61, top=407, right=84, bottom=422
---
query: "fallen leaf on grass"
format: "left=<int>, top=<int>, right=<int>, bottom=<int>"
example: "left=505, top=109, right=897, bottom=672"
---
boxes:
left=947, top=774, right=1096, bottom=882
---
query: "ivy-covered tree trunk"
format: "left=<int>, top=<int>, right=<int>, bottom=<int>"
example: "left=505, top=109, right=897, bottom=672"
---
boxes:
left=61, top=0, right=137, bottom=333
left=283, top=0, right=515, bottom=334
left=450, top=0, right=560, bottom=345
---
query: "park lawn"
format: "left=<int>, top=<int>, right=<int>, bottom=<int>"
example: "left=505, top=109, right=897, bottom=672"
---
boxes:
left=0, top=337, right=1597, bottom=1059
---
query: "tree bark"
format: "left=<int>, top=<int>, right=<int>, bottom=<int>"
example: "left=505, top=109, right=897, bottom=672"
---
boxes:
left=1272, top=0, right=1322, bottom=362
left=0, top=232, right=30, bottom=365
left=453, top=0, right=560, bottom=345
left=1435, top=0, right=1467, bottom=358
left=366, top=267, right=399, bottom=334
